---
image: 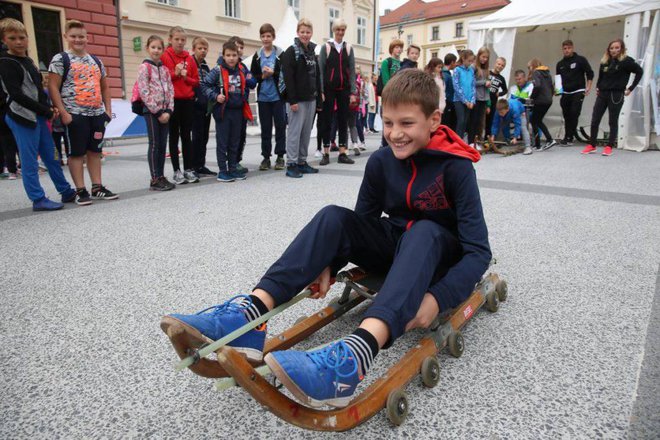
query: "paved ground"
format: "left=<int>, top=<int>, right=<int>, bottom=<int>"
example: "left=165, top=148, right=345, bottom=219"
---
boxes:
left=0, top=133, right=658, bottom=439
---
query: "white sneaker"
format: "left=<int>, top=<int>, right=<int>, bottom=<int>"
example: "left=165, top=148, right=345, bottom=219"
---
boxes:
left=359, top=142, right=367, bottom=151
left=173, top=170, right=186, bottom=185
left=523, top=147, right=533, bottom=155
left=314, top=150, right=323, bottom=158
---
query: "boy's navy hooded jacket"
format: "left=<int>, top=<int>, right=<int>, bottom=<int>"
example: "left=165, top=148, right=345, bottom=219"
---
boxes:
left=355, top=126, right=491, bottom=311
left=201, top=60, right=253, bottom=121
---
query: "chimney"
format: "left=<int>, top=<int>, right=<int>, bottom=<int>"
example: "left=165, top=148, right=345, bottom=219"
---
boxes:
left=384, top=8, right=391, bottom=15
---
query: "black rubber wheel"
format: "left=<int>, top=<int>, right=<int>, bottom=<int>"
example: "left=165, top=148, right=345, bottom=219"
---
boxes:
left=486, top=291, right=499, bottom=313
left=386, top=388, right=409, bottom=426
left=496, top=280, right=508, bottom=302
left=420, top=357, right=440, bottom=388
left=447, top=331, right=464, bottom=358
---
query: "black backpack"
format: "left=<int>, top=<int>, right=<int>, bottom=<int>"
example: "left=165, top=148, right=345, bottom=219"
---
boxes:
left=376, top=58, right=391, bottom=96
left=57, top=51, right=103, bottom=91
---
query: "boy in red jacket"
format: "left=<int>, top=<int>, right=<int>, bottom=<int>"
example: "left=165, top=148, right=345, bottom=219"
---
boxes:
left=161, top=26, right=199, bottom=184
left=162, top=69, right=491, bottom=408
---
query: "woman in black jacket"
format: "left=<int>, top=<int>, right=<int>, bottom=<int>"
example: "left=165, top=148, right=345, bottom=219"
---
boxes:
left=528, top=58, right=556, bottom=150
left=582, top=39, right=643, bottom=156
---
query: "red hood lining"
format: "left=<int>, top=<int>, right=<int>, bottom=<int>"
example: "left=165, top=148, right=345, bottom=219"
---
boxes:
left=423, top=126, right=481, bottom=163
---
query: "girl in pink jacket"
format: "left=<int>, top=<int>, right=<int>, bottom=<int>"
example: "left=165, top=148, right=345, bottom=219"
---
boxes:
left=137, top=35, right=175, bottom=191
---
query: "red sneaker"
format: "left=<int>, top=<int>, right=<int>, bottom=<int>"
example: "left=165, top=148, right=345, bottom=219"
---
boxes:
left=581, top=145, right=597, bottom=154
left=602, top=146, right=613, bottom=156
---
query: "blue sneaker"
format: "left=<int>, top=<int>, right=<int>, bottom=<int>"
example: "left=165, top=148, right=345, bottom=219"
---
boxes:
left=298, top=162, right=319, bottom=174
left=286, top=165, right=302, bottom=178
left=230, top=170, right=246, bottom=181
left=33, top=197, right=64, bottom=211
left=161, top=295, right=266, bottom=362
left=264, top=341, right=362, bottom=408
left=61, top=188, right=76, bottom=203
left=216, top=171, right=235, bottom=183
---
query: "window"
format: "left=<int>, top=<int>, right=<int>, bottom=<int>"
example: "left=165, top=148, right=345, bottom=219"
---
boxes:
left=0, top=1, right=22, bottom=21
left=32, top=7, right=63, bottom=70
left=329, top=7, right=339, bottom=38
left=225, top=0, right=240, bottom=18
left=156, top=0, right=179, bottom=5
left=431, top=51, right=438, bottom=59
left=287, top=0, right=300, bottom=19
left=432, top=26, right=439, bottom=40
left=455, top=22, right=464, bottom=38
left=357, top=16, right=367, bottom=46
left=407, top=34, right=413, bottom=47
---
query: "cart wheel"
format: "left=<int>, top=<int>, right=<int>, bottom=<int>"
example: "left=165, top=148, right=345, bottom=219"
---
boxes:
left=420, top=357, right=440, bottom=388
left=496, top=280, right=508, bottom=302
left=294, top=316, right=307, bottom=325
left=386, top=388, right=409, bottom=426
left=447, top=331, right=464, bottom=358
left=486, top=291, right=499, bottom=313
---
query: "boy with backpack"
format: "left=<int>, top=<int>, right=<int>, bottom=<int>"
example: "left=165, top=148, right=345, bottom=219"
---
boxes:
left=202, top=42, right=253, bottom=182
left=377, top=39, right=403, bottom=147
left=0, top=18, right=75, bottom=210
left=251, top=23, right=286, bottom=171
left=48, top=20, right=117, bottom=206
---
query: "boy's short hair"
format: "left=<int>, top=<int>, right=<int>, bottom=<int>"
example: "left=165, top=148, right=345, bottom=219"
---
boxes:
left=223, top=41, right=238, bottom=55
left=381, top=69, right=439, bottom=117
left=407, top=44, right=421, bottom=54
left=297, top=18, right=313, bottom=32
left=389, top=39, right=404, bottom=54
left=496, top=56, right=506, bottom=64
left=496, top=99, right=509, bottom=111
left=0, top=18, right=27, bottom=39
left=443, top=53, right=457, bottom=65
left=562, top=39, right=574, bottom=47
left=192, top=37, right=209, bottom=48
left=514, top=69, right=526, bottom=77
left=259, top=23, right=276, bottom=37
left=228, top=36, right=244, bottom=46
left=65, top=20, right=85, bottom=34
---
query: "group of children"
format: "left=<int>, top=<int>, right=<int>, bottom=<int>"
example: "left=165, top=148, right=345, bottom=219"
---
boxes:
left=0, top=18, right=117, bottom=211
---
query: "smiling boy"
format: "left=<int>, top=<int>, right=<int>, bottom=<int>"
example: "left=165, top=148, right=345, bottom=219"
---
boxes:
left=161, top=69, right=491, bottom=408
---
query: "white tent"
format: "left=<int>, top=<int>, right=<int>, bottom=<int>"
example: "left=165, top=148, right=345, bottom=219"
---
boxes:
left=468, top=0, right=659, bottom=151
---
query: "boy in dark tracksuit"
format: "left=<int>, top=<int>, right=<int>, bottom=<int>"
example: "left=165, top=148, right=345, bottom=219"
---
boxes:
left=162, top=69, right=491, bottom=408
left=202, top=42, right=253, bottom=182
left=0, top=18, right=75, bottom=210
left=556, top=40, right=594, bottom=145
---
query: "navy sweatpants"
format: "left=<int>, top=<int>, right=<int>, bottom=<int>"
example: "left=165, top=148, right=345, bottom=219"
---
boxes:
left=215, top=108, right=242, bottom=173
left=254, top=205, right=461, bottom=346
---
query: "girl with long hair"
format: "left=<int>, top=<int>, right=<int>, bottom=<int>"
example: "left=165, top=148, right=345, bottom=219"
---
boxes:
left=582, top=39, right=643, bottom=156
left=452, top=49, right=476, bottom=139
left=528, top=57, right=556, bottom=150
left=468, top=47, right=490, bottom=145
left=424, top=57, right=446, bottom=116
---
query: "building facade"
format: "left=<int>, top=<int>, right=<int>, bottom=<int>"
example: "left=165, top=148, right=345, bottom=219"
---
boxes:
left=379, top=0, right=508, bottom=67
left=0, top=0, right=123, bottom=98
left=119, top=0, right=378, bottom=97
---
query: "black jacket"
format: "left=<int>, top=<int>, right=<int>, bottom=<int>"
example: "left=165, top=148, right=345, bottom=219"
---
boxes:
left=319, top=41, right=355, bottom=93
left=531, top=67, right=554, bottom=106
left=556, top=53, right=594, bottom=93
left=597, top=56, right=643, bottom=92
left=250, top=46, right=283, bottom=99
left=281, top=39, right=321, bottom=106
left=488, top=71, right=508, bottom=104
left=0, top=53, right=52, bottom=127
left=399, top=58, right=418, bottom=70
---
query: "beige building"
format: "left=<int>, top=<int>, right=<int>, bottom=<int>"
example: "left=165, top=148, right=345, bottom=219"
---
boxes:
left=378, top=0, right=508, bottom=67
left=118, top=0, right=379, bottom=97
